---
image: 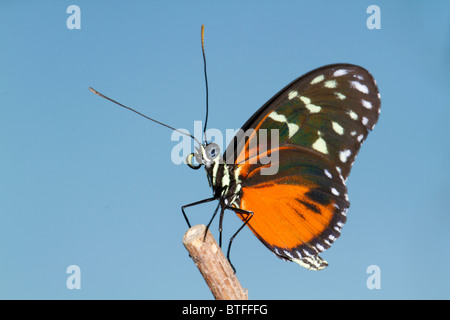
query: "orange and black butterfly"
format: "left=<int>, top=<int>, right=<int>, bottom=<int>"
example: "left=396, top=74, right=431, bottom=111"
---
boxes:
left=91, top=26, right=380, bottom=271
left=184, top=63, right=380, bottom=271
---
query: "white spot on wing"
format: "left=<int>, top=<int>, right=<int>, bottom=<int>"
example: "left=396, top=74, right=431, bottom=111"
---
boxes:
left=331, top=188, right=340, bottom=196
left=283, top=250, right=294, bottom=259
left=362, top=99, right=372, bottom=109
left=339, top=149, right=352, bottom=163
left=269, top=111, right=286, bottom=123
left=268, top=111, right=299, bottom=138
left=324, top=169, right=332, bottom=179
left=357, top=134, right=364, bottom=142
left=300, top=96, right=321, bottom=113
left=299, top=96, right=311, bottom=104
left=333, top=69, right=348, bottom=77
left=311, top=74, right=325, bottom=84
left=336, top=166, right=346, bottom=183
left=301, top=248, right=313, bottom=257
left=334, top=92, right=346, bottom=100
left=362, top=117, right=369, bottom=126
left=288, top=90, right=298, bottom=100
left=324, top=80, right=337, bottom=88
left=312, top=132, right=328, bottom=154
left=306, top=103, right=321, bottom=113
left=287, top=123, right=299, bottom=138
left=350, top=81, right=369, bottom=94
left=332, top=121, right=344, bottom=135
left=347, top=110, right=358, bottom=120
left=292, top=256, right=328, bottom=270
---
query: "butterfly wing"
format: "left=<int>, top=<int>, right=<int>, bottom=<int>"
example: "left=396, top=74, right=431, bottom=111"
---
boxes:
left=225, top=64, right=380, bottom=270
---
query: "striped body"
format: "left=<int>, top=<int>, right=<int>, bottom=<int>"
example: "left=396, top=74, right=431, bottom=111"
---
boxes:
left=205, top=161, right=242, bottom=208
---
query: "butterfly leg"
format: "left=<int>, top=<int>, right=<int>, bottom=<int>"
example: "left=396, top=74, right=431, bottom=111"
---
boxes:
left=224, top=206, right=254, bottom=273
left=217, top=205, right=226, bottom=248
left=181, top=196, right=217, bottom=228
left=204, top=202, right=221, bottom=241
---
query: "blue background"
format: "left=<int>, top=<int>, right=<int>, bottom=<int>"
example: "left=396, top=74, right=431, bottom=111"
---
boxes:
left=1, top=1, right=449, bottom=299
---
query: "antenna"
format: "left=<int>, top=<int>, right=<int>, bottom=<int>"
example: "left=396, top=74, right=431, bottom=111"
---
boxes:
left=201, top=24, right=209, bottom=143
left=89, top=87, right=201, bottom=146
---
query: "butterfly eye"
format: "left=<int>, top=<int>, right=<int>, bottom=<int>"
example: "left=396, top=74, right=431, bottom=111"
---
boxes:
left=205, top=143, right=220, bottom=160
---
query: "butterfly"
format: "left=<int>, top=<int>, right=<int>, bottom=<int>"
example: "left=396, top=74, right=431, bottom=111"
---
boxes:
left=184, top=63, right=381, bottom=271
left=90, top=27, right=380, bottom=271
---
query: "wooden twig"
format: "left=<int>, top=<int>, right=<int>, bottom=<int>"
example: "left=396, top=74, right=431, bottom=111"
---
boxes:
left=182, top=224, right=249, bottom=300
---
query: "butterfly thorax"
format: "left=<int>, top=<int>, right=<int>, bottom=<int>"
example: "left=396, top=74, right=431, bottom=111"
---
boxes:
left=205, top=160, right=242, bottom=208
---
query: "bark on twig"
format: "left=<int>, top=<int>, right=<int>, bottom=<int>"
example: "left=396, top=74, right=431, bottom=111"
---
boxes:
left=182, top=224, right=248, bottom=300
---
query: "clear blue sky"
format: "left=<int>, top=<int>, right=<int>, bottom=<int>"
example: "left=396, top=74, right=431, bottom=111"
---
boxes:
left=1, top=1, right=449, bottom=299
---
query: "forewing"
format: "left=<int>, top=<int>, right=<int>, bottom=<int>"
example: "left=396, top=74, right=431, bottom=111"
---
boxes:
left=225, top=63, right=381, bottom=181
